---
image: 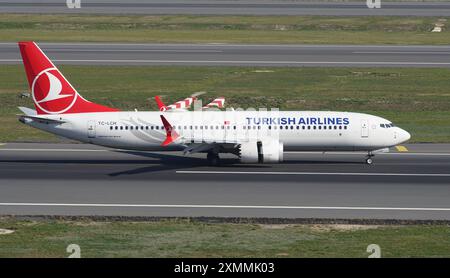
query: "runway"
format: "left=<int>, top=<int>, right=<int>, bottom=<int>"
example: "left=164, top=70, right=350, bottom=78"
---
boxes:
left=1, top=0, right=450, bottom=16
left=0, top=143, right=450, bottom=220
left=2, top=43, right=450, bottom=67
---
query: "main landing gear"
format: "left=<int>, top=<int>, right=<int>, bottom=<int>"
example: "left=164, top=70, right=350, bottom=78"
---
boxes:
left=365, top=151, right=374, bottom=165
left=207, top=152, right=220, bottom=166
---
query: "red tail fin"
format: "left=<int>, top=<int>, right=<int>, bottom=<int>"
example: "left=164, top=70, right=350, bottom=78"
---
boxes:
left=18, top=42, right=118, bottom=115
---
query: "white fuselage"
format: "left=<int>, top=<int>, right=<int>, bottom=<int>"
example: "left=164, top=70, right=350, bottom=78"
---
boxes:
left=22, top=110, right=411, bottom=153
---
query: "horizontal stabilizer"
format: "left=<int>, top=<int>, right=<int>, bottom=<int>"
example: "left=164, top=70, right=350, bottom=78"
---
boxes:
left=18, top=106, right=37, bottom=116
left=18, top=114, right=66, bottom=124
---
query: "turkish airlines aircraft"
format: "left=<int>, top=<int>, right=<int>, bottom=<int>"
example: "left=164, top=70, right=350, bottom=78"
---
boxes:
left=17, top=42, right=410, bottom=165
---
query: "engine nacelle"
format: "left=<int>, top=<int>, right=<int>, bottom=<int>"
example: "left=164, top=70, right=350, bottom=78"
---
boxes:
left=259, top=139, right=284, bottom=163
left=239, top=141, right=259, bottom=163
left=239, top=140, right=284, bottom=163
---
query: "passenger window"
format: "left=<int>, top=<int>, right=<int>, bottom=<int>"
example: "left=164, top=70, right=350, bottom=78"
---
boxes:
left=344, top=126, right=347, bottom=130
left=313, top=126, right=316, bottom=130
left=339, top=126, right=342, bottom=130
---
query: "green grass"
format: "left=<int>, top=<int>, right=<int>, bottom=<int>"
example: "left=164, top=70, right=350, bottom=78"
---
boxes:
left=0, top=14, right=449, bottom=44
left=0, top=218, right=449, bottom=257
left=2, top=65, right=450, bottom=143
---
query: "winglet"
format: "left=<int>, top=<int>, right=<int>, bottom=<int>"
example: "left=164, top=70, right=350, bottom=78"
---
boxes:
left=155, top=96, right=167, bottom=112
left=203, top=97, right=225, bottom=109
left=160, top=115, right=179, bottom=146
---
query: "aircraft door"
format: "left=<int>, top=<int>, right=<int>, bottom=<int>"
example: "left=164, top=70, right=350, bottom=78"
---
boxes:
left=361, top=119, right=369, bottom=138
left=87, top=120, right=96, bottom=138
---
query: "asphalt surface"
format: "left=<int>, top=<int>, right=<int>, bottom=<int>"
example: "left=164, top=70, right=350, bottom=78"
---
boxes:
left=1, top=0, right=450, bottom=16
left=2, top=43, right=450, bottom=67
left=0, top=143, right=450, bottom=220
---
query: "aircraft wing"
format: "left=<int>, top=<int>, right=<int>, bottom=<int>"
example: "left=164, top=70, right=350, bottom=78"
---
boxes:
left=202, top=97, right=225, bottom=109
left=155, top=95, right=196, bottom=112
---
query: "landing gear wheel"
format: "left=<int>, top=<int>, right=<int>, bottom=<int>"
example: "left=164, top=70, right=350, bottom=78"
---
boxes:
left=365, top=151, right=374, bottom=165
left=207, top=152, right=220, bottom=166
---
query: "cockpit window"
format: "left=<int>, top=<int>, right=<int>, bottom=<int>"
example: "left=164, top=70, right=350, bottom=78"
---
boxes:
left=380, top=123, right=395, bottom=128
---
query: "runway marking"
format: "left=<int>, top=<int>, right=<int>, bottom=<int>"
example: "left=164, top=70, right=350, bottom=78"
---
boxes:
left=0, top=148, right=449, bottom=156
left=1, top=59, right=450, bottom=66
left=286, top=151, right=450, bottom=156
left=176, top=170, right=450, bottom=177
left=0, top=202, right=450, bottom=212
left=2, top=43, right=450, bottom=49
left=395, top=145, right=409, bottom=152
left=353, top=51, right=450, bottom=55
left=53, top=49, right=224, bottom=53
left=0, top=148, right=107, bottom=152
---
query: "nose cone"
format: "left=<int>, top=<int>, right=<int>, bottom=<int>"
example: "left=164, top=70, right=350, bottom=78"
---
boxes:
left=398, top=129, right=411, bottom=143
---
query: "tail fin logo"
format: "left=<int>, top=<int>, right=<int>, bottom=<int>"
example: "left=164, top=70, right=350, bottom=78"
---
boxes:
left=32, top=68, right=77, bottom=114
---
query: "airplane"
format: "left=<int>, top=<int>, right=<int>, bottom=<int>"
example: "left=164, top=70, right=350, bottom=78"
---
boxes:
left=16, top=41, right=411, bottom=166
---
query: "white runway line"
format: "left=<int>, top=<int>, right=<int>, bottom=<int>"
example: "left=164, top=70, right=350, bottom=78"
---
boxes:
left=0, top=202, right=450, bottom=212
left=52, top=49, right=224, bottom=53
left=286, top=151, right=450, bottom=156
left=353, top=51, right=450, bottom=55
left=176, top=170, right=450, bottom=177
left=1, top=59, right=450, bottom=66
left=0, top=148, right=108, bottom=152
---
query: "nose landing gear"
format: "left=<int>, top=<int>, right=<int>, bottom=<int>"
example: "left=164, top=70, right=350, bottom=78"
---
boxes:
left=366, top=151, right=374, bottom=165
